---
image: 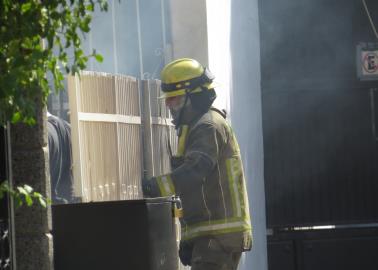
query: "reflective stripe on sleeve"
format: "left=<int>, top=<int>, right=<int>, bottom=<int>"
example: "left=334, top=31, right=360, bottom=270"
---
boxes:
left=177, top=125, right=189, bottom=157
left=156, top=175, right=176, bottom=196
left=226, top=158, right=243, bottom=217
left=181, top=218, right=252, bottom=240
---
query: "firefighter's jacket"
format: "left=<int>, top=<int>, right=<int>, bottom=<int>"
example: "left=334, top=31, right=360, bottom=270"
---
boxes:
left=150, top=108, right=252, bottom=251
left=47, top=114, right=74, bottom=204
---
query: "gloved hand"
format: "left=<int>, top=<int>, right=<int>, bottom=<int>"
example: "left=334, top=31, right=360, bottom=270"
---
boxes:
left=179, top=240, right=193, bottom=266
left=170, top=156, right=184, bottom=170
left=142, top=177, right=161, bottom=197
left=142, top=178, right=152, bottom=197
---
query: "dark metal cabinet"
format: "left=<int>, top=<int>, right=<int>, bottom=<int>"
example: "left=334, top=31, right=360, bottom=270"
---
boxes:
left=52, top=197, right=178, bottom=270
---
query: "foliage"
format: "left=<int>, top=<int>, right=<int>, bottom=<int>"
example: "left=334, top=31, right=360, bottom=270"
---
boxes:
left=0, top=1, right=109, bottom=207
left=0, top=0, right=108, bottom=126
left=0, top=181, right=50, bottom=208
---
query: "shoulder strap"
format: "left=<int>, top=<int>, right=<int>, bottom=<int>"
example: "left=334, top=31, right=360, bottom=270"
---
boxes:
left=210, top=107, right=227, bottom=119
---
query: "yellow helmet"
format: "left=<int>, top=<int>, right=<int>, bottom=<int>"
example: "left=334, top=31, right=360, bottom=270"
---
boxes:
left=160, top=58, right=216, bottom=98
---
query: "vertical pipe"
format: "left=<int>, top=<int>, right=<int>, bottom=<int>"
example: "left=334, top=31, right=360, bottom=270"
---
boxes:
left=370, top=88, right=377, bottom=141
left=161, top=0, right=167, bottom=48
left=89, top=30, right=94, bottom=71
left=114, top=75, right=121, bottom=200
left=98, top=76, right=105, bottom=200
left=160, top=0, right=170, bottom=64
left=75, top=74, right=86, bottom=200
left=6, top=123, right=17, bottom=270
left=136, top=0, right=144, bottom=78
left=142, top=80, right=155, bottom=179
left=111, top=0, right=119, bottom=74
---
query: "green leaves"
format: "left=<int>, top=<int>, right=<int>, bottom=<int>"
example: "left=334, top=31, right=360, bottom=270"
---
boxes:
left=94, top=53, right=104, bottom=63
left=0, top=0, right=108, bottom=126
left=20, top=3, right=33, bottom=14
left=4, top=0, right=118, bottom=205
left=17, top=186, right=34, bottom=206
left=0, top=181, right=49, bottom=208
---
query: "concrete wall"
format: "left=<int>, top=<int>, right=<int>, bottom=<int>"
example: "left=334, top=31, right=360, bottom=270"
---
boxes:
left=10, top=100, right=54, bottom=270
left=168, top=0, right=209, bottom=65
left=230, top=1, right=268, bottom=269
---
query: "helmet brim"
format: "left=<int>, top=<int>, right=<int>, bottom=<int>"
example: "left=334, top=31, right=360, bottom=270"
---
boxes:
left=158, top=81, right=217, bottom=99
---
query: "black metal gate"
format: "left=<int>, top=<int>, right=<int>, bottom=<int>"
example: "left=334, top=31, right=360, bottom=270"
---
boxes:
left=259, top=0, right=378, bottom=269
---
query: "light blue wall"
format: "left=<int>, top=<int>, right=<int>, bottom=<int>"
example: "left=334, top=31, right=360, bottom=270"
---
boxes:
left=230, top=1, right=268, bottom=270
left=49, top=0, right=171, bottom=118
left=82, top=0, right=170, bottom=78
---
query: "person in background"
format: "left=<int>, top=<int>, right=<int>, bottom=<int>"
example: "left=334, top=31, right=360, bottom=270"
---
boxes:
left=142, top=58, right=252, bottom=270
left=47, top=111, right=74, bottom=204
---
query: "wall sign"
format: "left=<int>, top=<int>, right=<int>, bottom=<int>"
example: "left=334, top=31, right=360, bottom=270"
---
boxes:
left=357, top=42, right=378, bottom=80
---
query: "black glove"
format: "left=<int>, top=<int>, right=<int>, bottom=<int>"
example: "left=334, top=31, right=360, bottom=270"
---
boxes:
left=170, top=156, right=184, bottom=170
left=142, top=178, right=152, bottom=197
left=179, top=240, right=193, bottom=266
left=142, top=177, right=160, bottom=197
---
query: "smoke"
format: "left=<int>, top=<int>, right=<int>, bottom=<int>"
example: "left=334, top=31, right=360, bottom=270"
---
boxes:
left=259, top=0, right=371, bottom=89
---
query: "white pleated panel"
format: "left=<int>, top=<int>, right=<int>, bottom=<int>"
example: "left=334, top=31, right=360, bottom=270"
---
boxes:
left=69, top=72, right=143, bottom=202
left=68, top=72, right=175, bottom=202
left=142, top=79, right=178, bottom=177
left=118, top=123, right=142, bottom=200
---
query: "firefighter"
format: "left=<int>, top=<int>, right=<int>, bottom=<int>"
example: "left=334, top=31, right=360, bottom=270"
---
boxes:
left=142, top=58, right=252, bottom=270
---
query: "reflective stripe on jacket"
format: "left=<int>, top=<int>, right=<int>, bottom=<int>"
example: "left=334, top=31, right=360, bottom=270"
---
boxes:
left=153, top=108, right=252, bottom=250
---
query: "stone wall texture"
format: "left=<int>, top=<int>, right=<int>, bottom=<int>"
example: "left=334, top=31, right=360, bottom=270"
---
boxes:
left=11, top=100, right=54, bottom=270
